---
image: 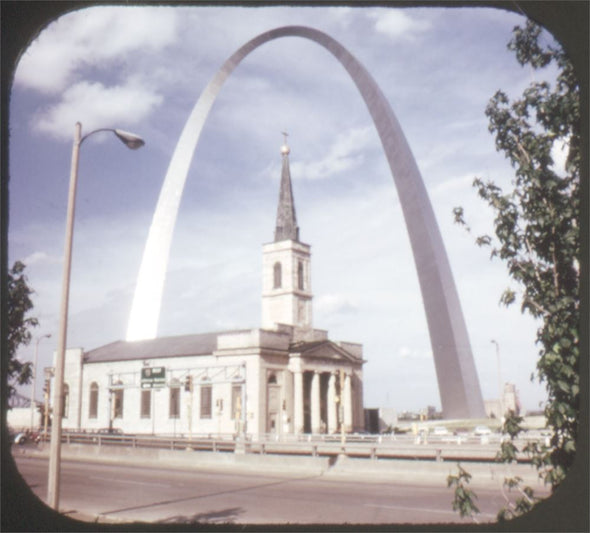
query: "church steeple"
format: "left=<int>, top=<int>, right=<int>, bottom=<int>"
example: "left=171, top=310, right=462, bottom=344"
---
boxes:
left=274, top=134, right=300, bottom=242
left=262, top=135, right=312, bottom=331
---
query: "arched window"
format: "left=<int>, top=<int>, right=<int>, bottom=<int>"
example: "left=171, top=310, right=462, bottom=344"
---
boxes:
left=273, top=262, right=282, bottom=288
left=89, top=382, right=98, bottom=419
left=298, top=261, right=304, bottom=290
left=63, top=383, right=69, bottom=419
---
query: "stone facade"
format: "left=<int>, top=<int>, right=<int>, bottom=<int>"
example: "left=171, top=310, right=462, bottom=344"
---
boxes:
left=54, top=143, right=364, bottom=438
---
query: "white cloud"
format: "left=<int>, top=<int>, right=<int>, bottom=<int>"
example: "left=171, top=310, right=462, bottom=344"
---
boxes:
left=22, top=251, right=58, bottom=266
left=430, top=173, right=475, bottom=196
left=315, top=293, right=358, bottom=315
left=33, top=81, right=163, bottom=139
left=290, top=126, right=376, bottom=180
left=398, top=346, right=432, bottom=359
left=14, top=6, right=178, bottom=94
left=368, top=10, right=432, bottom=40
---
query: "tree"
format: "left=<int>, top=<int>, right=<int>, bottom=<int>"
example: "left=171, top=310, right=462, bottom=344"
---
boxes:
left=454, top=19, right=580, bottom=494
left=6, top=261, right=39, bottom=400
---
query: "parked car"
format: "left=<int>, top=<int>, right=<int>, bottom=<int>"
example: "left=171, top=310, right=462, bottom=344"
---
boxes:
left=14, top=432, right=28, bottom=445
left=432, top=426, right=450, bottom=436
left=13, top=431, right=41, bottom=445
left=473, top=425, right=492, bottom=436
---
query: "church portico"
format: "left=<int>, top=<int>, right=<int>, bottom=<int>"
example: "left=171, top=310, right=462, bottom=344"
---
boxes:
left=290, top=362, right=358, bottom=435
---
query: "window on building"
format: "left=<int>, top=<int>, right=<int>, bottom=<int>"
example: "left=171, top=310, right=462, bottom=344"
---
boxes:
left=169, top=384, right=180, bottom=419
left=231, top=385, right=242, bottom=420
left=200, top=383, right=212, bottom=419
left=298, top=260, right=304, bottom=290
left=113, top=384, right=124, bottom=419
left=63, top=383, right=69, bottom=419
left=141, top=389, right=151, bottom=419
left=273, top=262, right=282, bottom=288
left=89, top=382, right=98, bottom=419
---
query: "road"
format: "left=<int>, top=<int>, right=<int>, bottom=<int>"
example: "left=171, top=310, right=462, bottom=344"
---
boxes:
left=12, top=455, right=528, bottom=526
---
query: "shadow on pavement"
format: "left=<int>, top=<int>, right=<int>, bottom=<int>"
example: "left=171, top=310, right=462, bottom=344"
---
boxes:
left=97, top=474, right=320, bottom=518
left=157, top=507, right=245, bottom=524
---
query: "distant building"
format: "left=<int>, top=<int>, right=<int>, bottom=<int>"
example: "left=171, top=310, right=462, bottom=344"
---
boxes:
left=7, top=393, right=41, bottom=431
left=484, top=382, right=521, bottom=419
left=53, top=142, right=365, bottom=438
left=364, top=408, right=398, bottom=433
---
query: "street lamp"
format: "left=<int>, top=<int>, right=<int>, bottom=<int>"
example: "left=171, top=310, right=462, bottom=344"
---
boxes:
left=491, top=339, right=503, bottom=421
left=47, top=122, right=145, bottom=510
left=30, top=333, right=52, bottom=430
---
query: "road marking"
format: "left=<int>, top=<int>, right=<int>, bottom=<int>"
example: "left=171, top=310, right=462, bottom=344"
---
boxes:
left=363, top=503, right=495, bottom=519
left=89, top=476, right=173, bottom=488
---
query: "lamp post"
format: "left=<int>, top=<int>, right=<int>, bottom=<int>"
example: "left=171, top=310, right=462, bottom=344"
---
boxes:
left=47, top=122, right=144, bottom=510
left=491, top=340, right=503, bottom=421
left=30, top=334, right=52, bottom=430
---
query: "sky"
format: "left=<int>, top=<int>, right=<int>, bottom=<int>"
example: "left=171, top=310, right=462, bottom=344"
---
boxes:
left=8, top=4, right=568, bottom=414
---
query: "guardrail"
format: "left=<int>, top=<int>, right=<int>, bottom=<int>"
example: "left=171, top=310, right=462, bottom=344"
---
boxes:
left=35, top=430, right=550, bottom=463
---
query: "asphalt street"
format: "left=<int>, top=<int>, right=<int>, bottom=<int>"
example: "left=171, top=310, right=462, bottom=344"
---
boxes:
left=11, top=454, right=531, bottom=526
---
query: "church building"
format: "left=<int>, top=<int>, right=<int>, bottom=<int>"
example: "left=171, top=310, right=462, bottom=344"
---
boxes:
left=55, top=141, right=365, bottom=438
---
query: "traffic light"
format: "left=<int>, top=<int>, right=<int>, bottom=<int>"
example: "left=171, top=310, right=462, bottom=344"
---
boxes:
left=184, top=375, right=192, bottom=392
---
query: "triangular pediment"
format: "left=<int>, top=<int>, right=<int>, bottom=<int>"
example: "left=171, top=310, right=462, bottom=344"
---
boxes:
left=289, top=340, right=361, bottom=364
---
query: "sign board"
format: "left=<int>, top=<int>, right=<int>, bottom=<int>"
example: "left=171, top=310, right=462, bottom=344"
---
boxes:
left=141, top=366, right=166, bottom=389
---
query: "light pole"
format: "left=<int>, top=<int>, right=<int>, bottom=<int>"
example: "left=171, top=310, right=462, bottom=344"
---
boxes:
left=47, top=122, right=144, bottom=510
left=491, top=340, right=503, bottom=421
left=30, top=333, right=52, bottom=430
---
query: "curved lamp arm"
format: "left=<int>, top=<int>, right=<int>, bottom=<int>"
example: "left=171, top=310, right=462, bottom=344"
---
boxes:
left=79, top=125, right=145, bottom=149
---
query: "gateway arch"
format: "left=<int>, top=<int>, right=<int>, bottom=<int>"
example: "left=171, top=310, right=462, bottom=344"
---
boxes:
left=127, top=26, right=485, bottom=419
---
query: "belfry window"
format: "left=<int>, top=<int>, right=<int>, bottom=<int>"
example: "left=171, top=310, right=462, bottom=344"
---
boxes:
left=298, top=261, right=304, bottom=290
left=273, top=262, right=282, bottom=288
left=89, top=382, right=98, bottom=419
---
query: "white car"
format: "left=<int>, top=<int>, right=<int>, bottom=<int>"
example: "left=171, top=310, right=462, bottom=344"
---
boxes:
left=432, top=426, right=450, bottom=436
left=473, top=425, right=492, bottom=436
left=14, top=432, right=28, bottom=445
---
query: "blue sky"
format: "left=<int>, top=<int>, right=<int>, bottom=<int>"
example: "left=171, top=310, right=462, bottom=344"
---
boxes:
left=9, top=5, right=566, bottom=413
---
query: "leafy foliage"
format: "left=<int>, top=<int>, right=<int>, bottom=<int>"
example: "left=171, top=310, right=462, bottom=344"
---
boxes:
left=447, top=464, right=480, bottom=522
left=6, top=261, right=39, bottom=400
left=454, top=20, right=580, bottom=490
left=495, top=410, right=541, bottom=521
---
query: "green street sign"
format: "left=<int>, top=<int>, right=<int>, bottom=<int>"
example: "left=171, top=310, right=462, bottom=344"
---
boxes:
left=141, top=366, right=166, bottom=389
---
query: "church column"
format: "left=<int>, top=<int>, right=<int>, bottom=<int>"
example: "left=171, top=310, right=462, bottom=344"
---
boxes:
left=311, top=371, right=321, bottom=434
left=327, top=372, right=337, bottom=434
left=343, top=371, right=353, bottom=432
left=293, top=370, right=304, bottom=434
